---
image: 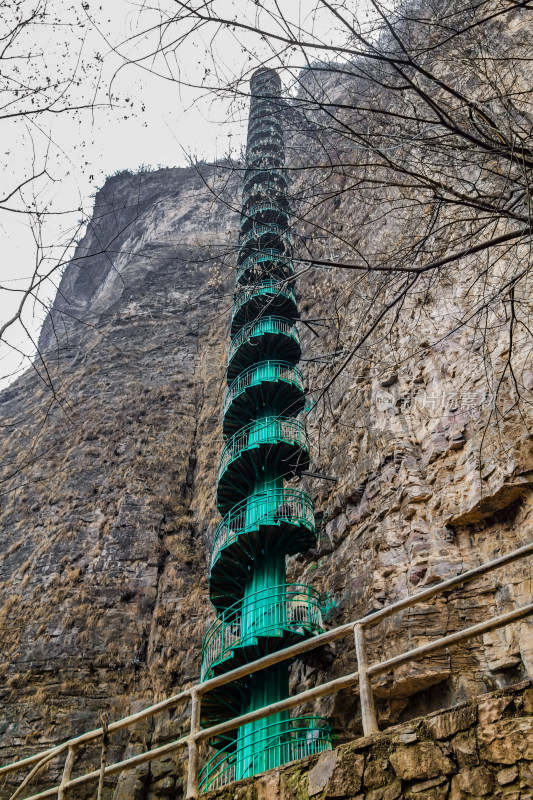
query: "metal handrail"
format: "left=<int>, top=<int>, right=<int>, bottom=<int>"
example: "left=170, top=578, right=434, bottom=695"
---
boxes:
left=242, top=182, right=288, bottom=205
left=247, top=136, right=284, bottom=155
left=237, top=250, right=292, bottom=278
left=246, top=156, right=284, bottom=172
left=232, top=281, right=296, bottom=322
left=240, top=202, right=289, bottom=228
left=200, top=582, right=323, bottom=681
left=222, top=360, right=304, bottom=418
left=248, top=130, right=283, bottom=145
left=247, top=130, right=282, bottom=148
left=243, top=168, right=287, bottom=190
left=239, top=223, right=290, bottom=249
left=199, top=716, right=331, bottom=791
left=218, top=416, right=308, bottom=481
left=249, top=104, right=283, bottom=122
left=249, top=112, right=282, bottom=127
left=248, top=121, right=283, bottom=136
left=210, top=487, right=314, bottom=569
left=227, top=316, right=299, bottom=366
left=248, top=120, right=283, bottom=136
left=4, top=539, right=533, bottom=800
left=247, top=145, right=283, bottom=159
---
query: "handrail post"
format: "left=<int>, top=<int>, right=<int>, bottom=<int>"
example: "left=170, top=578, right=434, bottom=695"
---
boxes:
left=57, top=746, right=76, bottom=800
left=354, top=623, right=379, bottom=736
left=96, top=714, right=109, bottom=800
left=186, top=690, right=201, bottom=800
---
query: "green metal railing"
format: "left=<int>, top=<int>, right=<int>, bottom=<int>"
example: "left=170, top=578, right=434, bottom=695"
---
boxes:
left=200, top=583, right=323, bottom=681
left=248, top=137, right=284, bottom=155
left=248, top=120, right=283, bottom=135
left=249, top=103, right=282, bottom=123
left=249, top=97, right=280, bottom=111
left=206, top=67, right=325, bottom=790
left=232, top=281, right=296, bottom=322
left=199, top=716, right=331, bottom=791
left=249, top=131, right=282, bottom=145
left=218, top=417, right=309, bottom=482
left=248, top=125, right=283, bottom=144
left=242, top=182, right=288, bottom=206
left=227, top=316, right=299, bottom=367
left=249, top=118, right=283, bottom=133
left=223, top=360, right=304, bottom=419
left=239, top=223, right=290, bottom=249
left=247, top=157, right=284, bottom=174
left=243, top=168, right=287, bottom=189
left=240, top=202, right=288, bottom=228
left=237, top=251, right=292, bottom=280
left=211, top=488, right=314, bottom=570
left=247, top=144, right=283, bottom=160
left=249, top=113, right=282, bottom=128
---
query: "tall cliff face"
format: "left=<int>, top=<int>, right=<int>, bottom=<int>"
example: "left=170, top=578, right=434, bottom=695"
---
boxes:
left=280, top=4, right=533, bottom=734
left=2, top=44, right=533, bottom=800
left=0, top=166, right=238, bottom=798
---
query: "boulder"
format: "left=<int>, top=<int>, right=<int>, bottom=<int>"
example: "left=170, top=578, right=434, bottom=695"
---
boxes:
left=390, top=741, right=456, bottom=781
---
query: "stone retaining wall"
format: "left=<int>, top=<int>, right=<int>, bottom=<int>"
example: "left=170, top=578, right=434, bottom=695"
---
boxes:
left=204, top=681, right=533, bottom=800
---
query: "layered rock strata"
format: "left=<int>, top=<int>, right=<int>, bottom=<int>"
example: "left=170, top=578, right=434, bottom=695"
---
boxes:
left=0, top=166, right=237, bottom=798
left=1, top=15, right=533, bottom=797
left=203, top=680, right=533, bottom=800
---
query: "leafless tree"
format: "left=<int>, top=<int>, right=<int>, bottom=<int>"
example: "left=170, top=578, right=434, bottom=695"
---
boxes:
left=115, top=0, right=533, bottom=448
left=0, top=0, right=130, bottom=387
left=3, top=0, right=533, bottom=469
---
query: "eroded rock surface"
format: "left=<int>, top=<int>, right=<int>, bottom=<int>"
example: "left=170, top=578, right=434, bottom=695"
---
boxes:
left=0, top=166, right=238, bottom=798
left=204, top=682, right=533, bottom=800
left=1, top=15, right=533, bottom=797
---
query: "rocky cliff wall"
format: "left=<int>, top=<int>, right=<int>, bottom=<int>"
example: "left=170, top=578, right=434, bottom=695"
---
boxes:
left=276, top=2, right=533, bottom=737
left=1, top=17, right=533, bottom=798
left=0, top=165, right=238, bottom=798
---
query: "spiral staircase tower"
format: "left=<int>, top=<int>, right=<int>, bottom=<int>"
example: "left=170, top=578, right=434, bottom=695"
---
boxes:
left=199, top=68, right=332, bottom=792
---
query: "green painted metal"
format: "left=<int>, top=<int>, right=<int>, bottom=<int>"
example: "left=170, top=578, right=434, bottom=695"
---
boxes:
left=242, top=177, right=287, bottom=199
left=219, top=416, right=309, bottom=480
left=201, top=583, right=323, bottom=680
left=216, top=416, right=310, bottom=512
left=236, top=663, right=289, bottom=781
left=237, top=251, right=292, bottom=283
left=248, top=138, right=284, bottom=157
left=242, top=183, right=289, bottom=209
left=239, top=223, right=291, bottom=249
left=210, top=487, right=314, bottom=571
left=226, top=317, right=300, bottom=380
left=240, top=204, right=289, bottom=233
left=249, top=106, right=283, bottom=124
left=231, top=281, right=297, bottom=333
left=199, top=717, right=331, bottom=791
left=247, top=147, right=284, bottom=163
left=243, top=169, right=288, bottom=191
left=248, top=129, right=284, bottom=146
left=223, top=359, right=304, bottom=415
left=248, top=114, right=283, bottom=129
left=199, top=67, right=331, bottom=791
left=228, top=317, right=298, bottom=361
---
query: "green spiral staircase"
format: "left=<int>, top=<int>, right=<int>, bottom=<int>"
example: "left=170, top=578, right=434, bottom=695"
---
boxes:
left=199, top=68, right=332, bottom=792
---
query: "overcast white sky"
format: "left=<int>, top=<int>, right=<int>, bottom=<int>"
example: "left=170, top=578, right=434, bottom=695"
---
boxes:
left=0, top=0, right=366, bottom=387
